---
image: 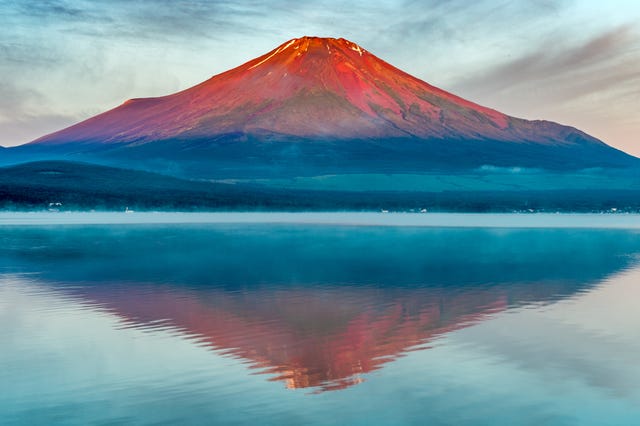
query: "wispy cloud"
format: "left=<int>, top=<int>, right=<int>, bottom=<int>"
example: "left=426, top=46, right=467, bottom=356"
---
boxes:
left=450, top=24, right=640, bottom=146
left=456, top=25, right=638, bottom=97
left=0, top=81, right=78, bottom=144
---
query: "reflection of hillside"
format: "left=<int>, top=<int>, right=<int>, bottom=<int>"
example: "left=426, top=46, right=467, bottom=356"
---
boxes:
left=78, top=284, right=513, bottom=391
left=76, top=275, right=605, bottom=392
left=74, top=262, right=616, bottom=390
left=2, top=225, right=640, bottom=391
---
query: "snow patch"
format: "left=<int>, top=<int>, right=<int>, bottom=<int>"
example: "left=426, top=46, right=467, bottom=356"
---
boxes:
left=280, top=39, right=297, bottom=51
left=248, top=51, right=279, bottom=70
left=248, top=39, right=297, bottom=70
left=350, top=45, right=364, bottom=56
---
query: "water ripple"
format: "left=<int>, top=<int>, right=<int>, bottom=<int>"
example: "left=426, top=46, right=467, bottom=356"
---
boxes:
left=2, top=224, right=640, bottom=424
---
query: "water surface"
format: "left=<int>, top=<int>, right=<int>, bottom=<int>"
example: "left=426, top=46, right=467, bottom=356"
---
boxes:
left=1, top=214, right=639, bottom=425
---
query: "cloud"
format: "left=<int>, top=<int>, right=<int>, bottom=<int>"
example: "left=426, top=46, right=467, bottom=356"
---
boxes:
left=15, top=0, right=87, bottom=19
left=0, top=82, right=78, bottom=144
left=446, top=24, right=640, bottom=151
left=456, top=25, right=638, bottom=98
left=3, top=0, right=269, bottom=44
left=0, top=113, right=77, bottom=146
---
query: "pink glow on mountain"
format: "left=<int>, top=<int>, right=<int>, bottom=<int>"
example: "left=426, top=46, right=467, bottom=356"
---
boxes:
left=31, top=37, right=529, bottom=146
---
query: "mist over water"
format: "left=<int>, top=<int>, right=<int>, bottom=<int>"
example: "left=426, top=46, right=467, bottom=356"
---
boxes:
left=1, top=215, right=640, bottom=424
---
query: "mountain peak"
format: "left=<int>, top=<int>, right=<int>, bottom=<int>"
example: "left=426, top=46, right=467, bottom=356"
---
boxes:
left=29, top=35, right=620, bottom=170
left=243, top=36, right=369, bottom=72
left=280, top=36, right=367, bottom=51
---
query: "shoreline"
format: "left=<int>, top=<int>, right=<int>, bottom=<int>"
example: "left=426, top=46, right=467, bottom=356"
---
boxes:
left=0, top=211, right=639, bottom=228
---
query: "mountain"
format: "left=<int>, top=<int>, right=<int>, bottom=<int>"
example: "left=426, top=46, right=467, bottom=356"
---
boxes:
left=28, top=37, right=591, bottom=145
left=4, top=36, right=634, bottom=178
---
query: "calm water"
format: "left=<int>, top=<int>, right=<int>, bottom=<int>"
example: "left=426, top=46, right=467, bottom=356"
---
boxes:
left=1, top=213, right=640, bottom=425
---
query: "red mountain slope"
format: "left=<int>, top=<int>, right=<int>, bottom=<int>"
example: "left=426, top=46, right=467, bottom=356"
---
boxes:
left=30, top=37, right=604, bottom=147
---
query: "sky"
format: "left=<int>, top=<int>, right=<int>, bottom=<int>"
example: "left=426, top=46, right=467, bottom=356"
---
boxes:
left=1, top=0, right=639, bottom=155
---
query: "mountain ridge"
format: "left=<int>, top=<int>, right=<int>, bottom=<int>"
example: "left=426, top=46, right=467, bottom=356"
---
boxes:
left=4, top=36, right=636, bottom=178
left=29, top=37, right=607, bottom=147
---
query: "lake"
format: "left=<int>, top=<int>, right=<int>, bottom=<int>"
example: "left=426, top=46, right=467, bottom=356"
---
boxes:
left=1, top=213, right=639, bottom=425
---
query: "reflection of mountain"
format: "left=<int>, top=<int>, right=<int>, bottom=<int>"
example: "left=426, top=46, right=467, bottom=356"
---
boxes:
left=80, top=284, right=511, bottom=391
left=2, top=225, right=640, bottom=391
